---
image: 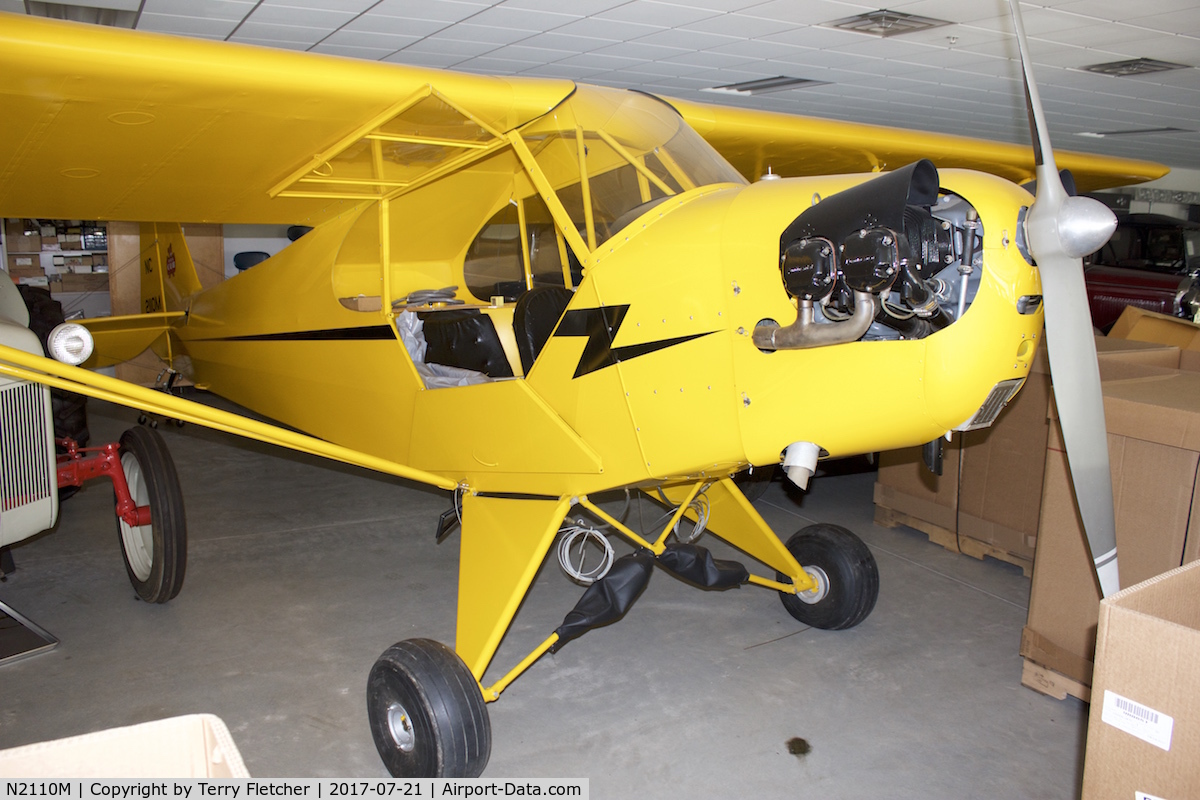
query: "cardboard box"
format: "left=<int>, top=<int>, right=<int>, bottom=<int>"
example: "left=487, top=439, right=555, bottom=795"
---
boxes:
left=7, top=253, right=36, bottom=271
left=59, top=273, right=109, bottom=292
left=1023, top=366, right=1200, bottom=690
left=4, top=219, right=41, bottom=253
left=1080, top=560, right=1200, bottom=800
left=0, top=714, right=249, bottom=778
left=1108, top=305, right=1200, bottom=351
left=876, top=337, right=1182, bottom=572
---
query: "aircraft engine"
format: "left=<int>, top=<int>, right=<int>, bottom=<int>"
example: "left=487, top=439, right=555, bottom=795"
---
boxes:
left=754, top=159, right=980, bottom=350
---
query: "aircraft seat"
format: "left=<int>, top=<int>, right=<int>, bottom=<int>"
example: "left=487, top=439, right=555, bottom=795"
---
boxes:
left=233, top=251, right=269, bottom=270
left=513, top=286, right=573, bottom=374
left=419, top=309, right=514, bottom=379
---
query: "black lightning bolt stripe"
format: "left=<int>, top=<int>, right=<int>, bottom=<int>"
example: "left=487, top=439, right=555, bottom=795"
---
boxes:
left=196, top=325, right=396, bottom=342
left=554, top=305, right=717, bottom=379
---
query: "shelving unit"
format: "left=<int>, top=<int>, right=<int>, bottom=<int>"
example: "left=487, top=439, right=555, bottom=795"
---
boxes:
left=3, top=218, right=111, bottom=317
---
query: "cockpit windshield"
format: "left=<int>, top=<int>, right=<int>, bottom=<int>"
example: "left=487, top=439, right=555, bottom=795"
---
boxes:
left=521, top=87, right=747, bottom=250
left=462, top=87, right=746, bottom=303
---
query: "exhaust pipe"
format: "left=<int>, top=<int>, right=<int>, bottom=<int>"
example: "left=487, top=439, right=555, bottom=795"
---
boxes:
left=752, top=292, right=875, bottom=350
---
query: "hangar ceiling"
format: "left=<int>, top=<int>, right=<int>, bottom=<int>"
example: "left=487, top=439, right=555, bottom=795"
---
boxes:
left=6, top=0, right=1200, bottom=174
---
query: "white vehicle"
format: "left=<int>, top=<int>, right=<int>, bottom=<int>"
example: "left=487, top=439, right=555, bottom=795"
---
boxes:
left=0, top=276, right=187, bottom=602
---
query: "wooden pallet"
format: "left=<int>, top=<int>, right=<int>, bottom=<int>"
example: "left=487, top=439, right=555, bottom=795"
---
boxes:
left=873, top=504, right=1034, bottom=577
left=1021, top=658, right=1091, bottom=703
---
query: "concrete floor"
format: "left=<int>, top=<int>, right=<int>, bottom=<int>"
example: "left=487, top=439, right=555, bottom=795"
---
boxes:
left=0, top=397, right=1087, bottom=797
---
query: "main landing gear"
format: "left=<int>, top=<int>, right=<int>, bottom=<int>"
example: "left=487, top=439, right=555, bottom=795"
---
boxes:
left=366, top=481, right=879, bottom=778
left=366, top=639, right=491, bottom=779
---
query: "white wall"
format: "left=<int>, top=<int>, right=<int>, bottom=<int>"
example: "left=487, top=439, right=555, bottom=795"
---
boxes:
left=223, top=224, right=294, bottom=278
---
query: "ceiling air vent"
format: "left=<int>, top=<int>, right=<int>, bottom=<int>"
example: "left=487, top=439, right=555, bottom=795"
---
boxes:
left=1082, top=58, right=1190, bottom=77
left=702, top=76, right=829, bottom=96
left=823, top=9, right=951, bottom=37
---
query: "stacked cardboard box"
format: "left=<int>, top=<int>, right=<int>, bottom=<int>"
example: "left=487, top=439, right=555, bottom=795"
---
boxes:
left=4, top=218, right=109, bottom=294
left=4, top=218, right=41, bottom=253
left=874, top=336, right=1180, bottom=576
left=1021, top=306, right=1200, bottom=701
left=1080, top=560, right=1200, bottom=800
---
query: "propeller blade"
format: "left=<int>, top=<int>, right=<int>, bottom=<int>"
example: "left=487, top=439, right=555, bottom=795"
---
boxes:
left=1008, top=0, right=1121, bottom=597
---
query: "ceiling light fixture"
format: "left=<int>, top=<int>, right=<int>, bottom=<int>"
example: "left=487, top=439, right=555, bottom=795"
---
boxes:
left=1081, top=58, right=1190, bottom=77
left=702, top=76, right=830, bottom=96
left=24, top=1, right=138, bottom=28
left=824, top=9, right=951, bottom=38
left=1075, top=127, right=1194, bottom=138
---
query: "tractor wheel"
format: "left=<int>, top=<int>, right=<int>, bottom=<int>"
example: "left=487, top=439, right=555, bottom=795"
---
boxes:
left=777, top=523, right=878, bottom=630
left=367, top=639, right=491, bottom=778
left=116, top=426, right=187, bottom=603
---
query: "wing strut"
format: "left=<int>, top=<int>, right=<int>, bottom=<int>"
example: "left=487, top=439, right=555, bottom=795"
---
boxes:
left=0, top=343, right=456, bottom=491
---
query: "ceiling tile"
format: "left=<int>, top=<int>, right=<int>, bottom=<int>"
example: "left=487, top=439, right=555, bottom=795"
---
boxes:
left=678, top=11, right=796, bottom=39
left=310, top=43, right=397, bottom=59
left=499, top=0, right=628, bottom=13
left=320, top=28, right=420, bottom=50
left=345, top=14, right=446, bottom=36
left=141, top=0, right=255, bottom=20
left=255, top=0, right=378, bottom=9
left=1126, top=6, right=1200, bottom=35
left=249, top=5, right=358, bottom=28
left=228, top=36, right=313, bottom=50
left=370, top=0, right=490, bottom=24
left=550, top=16, right=666, bottom=42
left=137, top=11, right=241, bottom=37
left=399, top=37, right=496, bottom=57
left=628, top=27, right=740, bottom=50
left=433, top=23, right=534, bottom=45
left=465, top=5, right=580, bottom=32
left=594, top=1, right=720, bottom=27
left=230, top=20, right=327, bottom=45
left=741, top=0, right=881, bottom=26
left=590, top=40, right=691, bottom=60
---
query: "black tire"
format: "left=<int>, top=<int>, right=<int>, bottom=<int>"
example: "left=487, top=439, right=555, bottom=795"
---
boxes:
left=116, top=426, right=187, bottom=603
left=777, top=523, right=878, bottom=630
left=367, top=639, right=491, bottom=779
left=733, top=465, right=776, bottom=503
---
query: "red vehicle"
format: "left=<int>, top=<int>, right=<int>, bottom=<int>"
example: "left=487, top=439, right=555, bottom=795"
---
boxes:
left=1084, top=214, right=1200, bottom=330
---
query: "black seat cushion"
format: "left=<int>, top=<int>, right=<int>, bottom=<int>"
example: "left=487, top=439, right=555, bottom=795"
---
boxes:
left=233, top=251, right=270, bottom=270
left=419, top=309, right=513, bottom=378
left=513, top=286, right=573, bottom=374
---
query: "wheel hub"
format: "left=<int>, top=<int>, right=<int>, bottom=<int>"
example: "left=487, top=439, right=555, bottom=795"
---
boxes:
left=386, top=702, right=415, bottom=752
left=796, top=565, right=829, bottom=605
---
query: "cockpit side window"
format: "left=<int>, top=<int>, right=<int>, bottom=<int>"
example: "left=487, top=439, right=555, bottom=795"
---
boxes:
left=464, top=192, right=578, bottom=303
left=463, top=203, right=525, bottom=302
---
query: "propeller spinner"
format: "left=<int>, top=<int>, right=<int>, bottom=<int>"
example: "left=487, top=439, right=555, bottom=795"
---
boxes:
left=1009, top=0, right=1120, bottom=597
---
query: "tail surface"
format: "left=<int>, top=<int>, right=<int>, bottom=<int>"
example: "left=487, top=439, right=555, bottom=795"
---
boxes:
left=141, top=223, right=203, bottom=314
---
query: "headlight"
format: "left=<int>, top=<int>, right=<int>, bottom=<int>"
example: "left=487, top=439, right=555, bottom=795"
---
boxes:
left=47, top=322, right=94, bottom=365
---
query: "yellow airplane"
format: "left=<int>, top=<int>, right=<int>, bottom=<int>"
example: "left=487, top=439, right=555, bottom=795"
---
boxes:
left=0, top=2, right=1162, bottom=778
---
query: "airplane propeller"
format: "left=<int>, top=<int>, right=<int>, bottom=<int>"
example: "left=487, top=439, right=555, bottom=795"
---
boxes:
left=1008, top=0, right=1120, bottom=596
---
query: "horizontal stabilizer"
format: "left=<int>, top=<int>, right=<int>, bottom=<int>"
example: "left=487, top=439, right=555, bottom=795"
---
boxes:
left=79, top=312, right=185, bottom=368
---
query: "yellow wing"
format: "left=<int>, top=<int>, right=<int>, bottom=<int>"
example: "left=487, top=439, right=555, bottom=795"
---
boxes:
left=0, top=13, right=573, bottom=225
left=668, top=97, right=1167, bottom=191
left=0, top=12, right=1163, bottom=230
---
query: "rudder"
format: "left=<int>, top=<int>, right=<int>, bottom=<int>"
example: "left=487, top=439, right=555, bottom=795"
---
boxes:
left=140, top=223, right=203, bottom=314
